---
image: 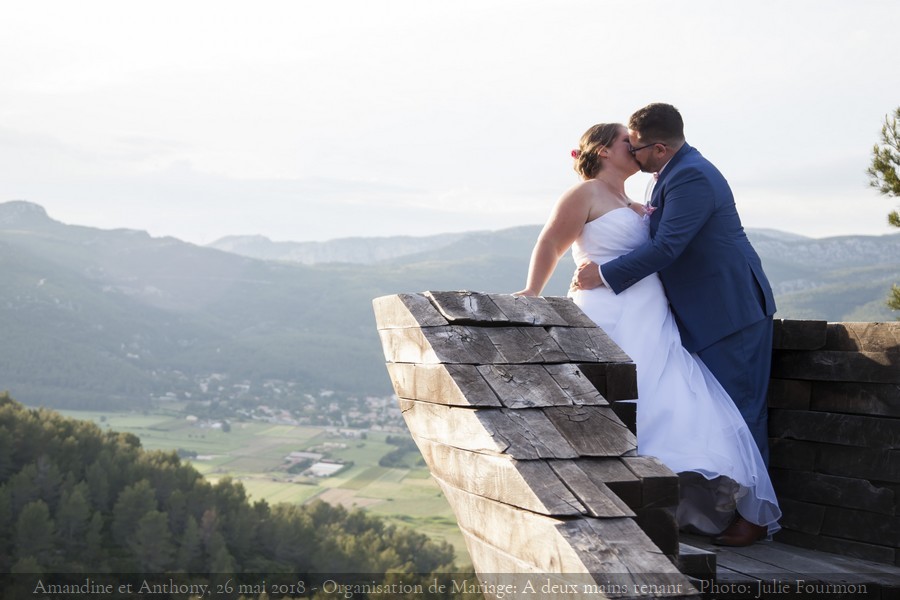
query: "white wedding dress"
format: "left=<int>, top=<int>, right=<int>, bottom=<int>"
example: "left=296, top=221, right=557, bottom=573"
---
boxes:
left=569, top=207, right=781, bottom=535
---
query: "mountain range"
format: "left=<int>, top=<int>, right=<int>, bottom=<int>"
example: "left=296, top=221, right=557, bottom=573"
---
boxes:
left=1, top=200, right=898, bottom=411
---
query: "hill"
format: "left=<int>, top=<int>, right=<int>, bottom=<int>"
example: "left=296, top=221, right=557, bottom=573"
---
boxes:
left=1, top=200, right=898, bottom=412
left=0, top=393, right=459, bottom=589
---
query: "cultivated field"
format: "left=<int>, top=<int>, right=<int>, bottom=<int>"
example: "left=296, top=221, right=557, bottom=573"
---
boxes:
left=58, top=410, right=470, bottom=565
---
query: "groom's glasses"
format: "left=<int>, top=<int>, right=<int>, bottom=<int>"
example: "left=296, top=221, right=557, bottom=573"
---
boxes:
left=628, top=142, right=666, bottom=155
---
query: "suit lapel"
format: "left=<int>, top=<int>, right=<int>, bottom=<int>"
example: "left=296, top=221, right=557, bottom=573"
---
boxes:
left=650, top=142, right=693, bottom=208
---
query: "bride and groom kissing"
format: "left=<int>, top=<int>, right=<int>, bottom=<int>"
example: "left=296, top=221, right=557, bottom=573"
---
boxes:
left=516, top=102, right=781, bottom=546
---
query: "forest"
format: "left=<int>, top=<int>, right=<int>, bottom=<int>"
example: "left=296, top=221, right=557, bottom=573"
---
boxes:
left=0, top=393, right=473, bottom=599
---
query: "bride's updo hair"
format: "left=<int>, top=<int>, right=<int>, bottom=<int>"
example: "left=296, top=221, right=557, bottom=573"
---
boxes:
left=573, top=123, right=622, bottom=180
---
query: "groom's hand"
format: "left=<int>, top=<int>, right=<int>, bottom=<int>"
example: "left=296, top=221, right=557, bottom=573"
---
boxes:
left=572, top=261, right=603, bottom=291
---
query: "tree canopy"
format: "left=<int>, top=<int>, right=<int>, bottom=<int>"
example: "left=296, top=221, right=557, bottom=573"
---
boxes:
left=867, top=107, right=900, bottom=314
left=0, top=393, right=468, bottom=598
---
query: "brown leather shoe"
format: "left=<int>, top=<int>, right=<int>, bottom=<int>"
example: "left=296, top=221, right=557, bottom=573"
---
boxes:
left=711, top=516, right=767, bottom=547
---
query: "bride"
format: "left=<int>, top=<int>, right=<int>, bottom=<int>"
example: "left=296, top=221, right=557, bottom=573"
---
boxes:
left=515, top=123, right=781, bottom=542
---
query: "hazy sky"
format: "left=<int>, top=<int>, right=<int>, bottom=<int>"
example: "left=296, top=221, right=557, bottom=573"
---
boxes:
left=2, top=1, right=899, bottom=244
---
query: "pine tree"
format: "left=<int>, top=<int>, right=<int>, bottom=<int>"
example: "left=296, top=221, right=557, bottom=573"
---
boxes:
left=14, top=500, right=55, bottom=568
left=55, top=483, right=92, bottom=552
left=867, top=107, right=900, bottom=314
left=131, top=510, right=175, bottom=573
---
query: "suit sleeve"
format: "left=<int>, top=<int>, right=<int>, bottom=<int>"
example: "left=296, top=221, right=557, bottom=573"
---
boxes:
left=602, top=167, right=716, bottom=294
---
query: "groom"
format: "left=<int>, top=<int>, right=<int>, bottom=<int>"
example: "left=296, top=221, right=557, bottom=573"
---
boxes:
left=573, top=102, right=777, bottom=546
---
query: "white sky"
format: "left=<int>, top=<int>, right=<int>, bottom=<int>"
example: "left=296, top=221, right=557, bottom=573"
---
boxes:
left=1, top=0, right=899, bottom=244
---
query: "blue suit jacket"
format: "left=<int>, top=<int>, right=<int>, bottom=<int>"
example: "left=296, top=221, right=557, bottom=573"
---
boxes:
left=601, top=143, right=776, bottom=352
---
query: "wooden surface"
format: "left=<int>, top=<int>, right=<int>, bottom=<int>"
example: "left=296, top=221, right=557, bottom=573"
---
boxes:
left=681, top=533, right=900, bottom=599
left=373, top=291, right=696, bottom=597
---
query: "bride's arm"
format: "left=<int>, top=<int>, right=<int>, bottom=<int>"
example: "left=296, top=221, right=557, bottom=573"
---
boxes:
left=515, top=185, right=592, bottom=296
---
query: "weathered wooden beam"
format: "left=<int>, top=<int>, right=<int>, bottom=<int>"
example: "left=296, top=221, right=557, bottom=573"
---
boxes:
left=767, top=378, right=812, bottom=410
left=810, top=381, right=900, bottom=418
left=825, top=322, right=900, bottom=352
left=399, top=399, right=582, bottom=459
left=372, top=292, right=685, bottom=584
left=441, top=479, right=699, bottom=597
left=546, top=460, right=635, bottom=518
left=476, top=364, right=606, bottom=409
left=544, top=296, right=601, bottom=328
left=770, top=468, right=896, bottom=515
left=774, top=529, right=898, bottom=566
left=542, top=405, right=637, bottom=457
left=576, top=362, right=639, bottom=402
left=548, top=326, right=633, bottom=363
left=771, top=349, right=900, bottom=384
left=769, top=408, right=900, bottom=450
left=387, top=363, right=502, bottom=407
left=820, top=505, right=899, bottom=548
left=772, top=319, right=827, bottom=350
left=425, top=290, right=510, bottom=324
left=544, top=363, right=611, bottom=405
left=411, top=435, right=586, bottom=516
left=372, top=293, right=448, bottom=329
left=622, top=456, right=681, bottom=509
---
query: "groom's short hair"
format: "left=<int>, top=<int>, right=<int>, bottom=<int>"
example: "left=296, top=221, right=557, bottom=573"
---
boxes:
left=629, top=103, right=685, bottom=144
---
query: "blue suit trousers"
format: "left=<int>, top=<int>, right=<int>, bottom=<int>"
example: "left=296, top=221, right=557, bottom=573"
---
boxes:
left=696, top=316, right=773, bottom=466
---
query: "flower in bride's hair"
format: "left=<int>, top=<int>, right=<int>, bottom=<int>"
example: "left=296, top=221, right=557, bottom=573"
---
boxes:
left=571, top=149, right=581, bottom=158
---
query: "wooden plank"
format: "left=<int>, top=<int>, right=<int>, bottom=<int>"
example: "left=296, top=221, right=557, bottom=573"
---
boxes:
left=577, top=362, right=639, bottom=402
left=377, top=327, right=440, bottom=364
left=486, top=326, right=570, bottom=364
left=547, top=326, right=633, bottom=363
left=454, top=530, right=600, bottom=600
left=453, top=530, right=616, bottom=600
left=387, top=363, right=502, bottom=406
left=543, top=295, right=600, bottom=328
left=425, top=290, right=508, bottom=323
left=421, top=325, right=505, bottom=364
left=543, top=405, right=637, bottom=457
left=410, top=435, right=585, bottom=516
left=398, top=399, right=579, bottom=459
left=621, top=456, right=680, bottom=509
left=398, top=399, right=505, bottom=454
left=769, top=408, right=900, bottom=450
left=477, top=364, right=579, bottom=409
left=435, top=478, right=594, bottom=574
left=568, top=458, right=642, bottom=509
left=814, top=444, right=900, bottom=483
left=771, top=468, right=896, bottom=515
left=825, top=322, right=900, bottom=352
left=769, top=438, right=817, bottom=471
left=492, top=408, right=580, bottom=459
left=543, top=363, right=609, bottom=406
left=490, top=293, right=570, bottom=327
left=611, top=400, right=637, bottom=435
left=546, top=460, right=635, bottom=518
left=771, top=350, right=900, bottom=384
left=676, top=543, right=717, bottom=581
left=572, top=518, right=700, bottom=595
left=776, top=497, right=826, bottom=535
left=635, top=507, right=679, bottom=556
left=772, top=319, right=827, bottom=350
left=811, top=381, right=900, bottom=418
left=682, top=532, right=900, bottom=590
left=767, top=378, right=812, bottom=410
left=371, top=293, right=448, bottom=329
left=821, top=505, right=899, bottom=548
left=774, top=528, right=897, bottom=566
